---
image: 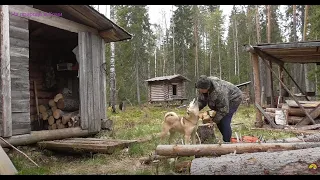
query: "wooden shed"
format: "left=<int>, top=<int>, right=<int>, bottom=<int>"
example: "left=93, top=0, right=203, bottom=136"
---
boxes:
left=245, top=41, right=320, bottom=127
left=145, top=74, right=190, bottom=104
left=0, top=5, right=132, bottom=146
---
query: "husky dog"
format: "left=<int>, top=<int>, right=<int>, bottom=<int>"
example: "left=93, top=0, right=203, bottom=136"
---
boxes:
left=159, top=98, right=201, bottom=145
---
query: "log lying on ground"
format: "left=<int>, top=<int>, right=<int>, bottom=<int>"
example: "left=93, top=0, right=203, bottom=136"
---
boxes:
left=0, top=127, right=93, bottom=148
left=155, top=142, right=320, bottom=157
left=56, top=97, right=79, bottom=111
left=267, top=133, right=320, bottom=143
left=251, top=127, right=320, bottom=135
left=190, top=147, right=320, bottom=175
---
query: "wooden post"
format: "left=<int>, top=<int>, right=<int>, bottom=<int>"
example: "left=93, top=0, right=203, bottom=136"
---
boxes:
left=251, top=53, right=262, bottom=127
left=0, top=5, right=12, bottom=137
left=278, top=63, right=284, bottom=104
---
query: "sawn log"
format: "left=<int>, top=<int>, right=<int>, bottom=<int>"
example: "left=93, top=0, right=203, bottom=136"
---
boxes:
left=190, top=146, right=320, bottom=175
left=155, top=142, right=320, bottom=157
left=56, top=97, right=79, bottom=111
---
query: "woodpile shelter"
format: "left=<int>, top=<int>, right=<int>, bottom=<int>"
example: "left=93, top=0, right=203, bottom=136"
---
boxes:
left=145, top=74, right=190, bottom=104
left=245, top=41, right=320, bottom=129
left=0, top=5, right=132, bottom=146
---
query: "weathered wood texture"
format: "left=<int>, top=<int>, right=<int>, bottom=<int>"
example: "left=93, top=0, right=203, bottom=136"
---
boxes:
left=6, top=6, right=31, bottom=136
left=191, top=146, right=320, bottom=175
left=0, top=5, right=13, bottom=137
left=156, top=142, right=320, bottom=157
left=148, top=80, right=187, bottom=102
left=37, top=138, right=137, bottom=154
left=79, top=32, right=105, bottom=133
left=251, top=53, right=262, bottom=127
left=0, top=127, right=92, bottom=148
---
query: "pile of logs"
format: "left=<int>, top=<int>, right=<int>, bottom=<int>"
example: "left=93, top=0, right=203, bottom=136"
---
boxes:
left=264, top=100, right=320, bottom=127
left=38, top=93, right=80, bottom=130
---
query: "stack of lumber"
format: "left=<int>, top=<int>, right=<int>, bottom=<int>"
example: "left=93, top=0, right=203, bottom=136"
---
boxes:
left=264, top=100, right=320, bottom=126
left=39, top=93, right=80, bottom=130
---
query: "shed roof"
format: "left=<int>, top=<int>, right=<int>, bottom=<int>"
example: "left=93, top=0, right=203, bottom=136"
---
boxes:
left=34, top=5, right=132, bottom=43
left=145, top=74, right=191, bottom=82
left=247, top=41, right=320, bottom=64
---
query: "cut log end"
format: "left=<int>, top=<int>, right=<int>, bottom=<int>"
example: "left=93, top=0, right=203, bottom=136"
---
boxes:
left=54, top=93, right=63, bottom=103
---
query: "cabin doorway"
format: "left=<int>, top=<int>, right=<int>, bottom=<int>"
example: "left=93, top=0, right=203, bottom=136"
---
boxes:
left=29, top=20, right=80, bottom=131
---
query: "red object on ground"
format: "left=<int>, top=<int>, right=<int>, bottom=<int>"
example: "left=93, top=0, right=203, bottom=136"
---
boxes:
left=230, top=136, right=260, bottom=143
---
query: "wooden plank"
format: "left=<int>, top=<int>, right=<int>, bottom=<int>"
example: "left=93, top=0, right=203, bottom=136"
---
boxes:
left=86, top=33, right=94, bottom=132
left=251, top=53, right=262, bottom=127
left=0, top=146, right=17, bottom=175
left=297, top=104, right=320, bottom=126
left=9, top=12, right=28, bottom=29
left=255, top=41, right=320, bottom=49
left=9, top=5, right=98, bottom=34
left=285, top=100, right=320, bottom=108
left=11, top=80, right=29, bottom=91
left=10, top=46, right=29, bottom=58
left=79, top=32, right=88, bottom=130
left=12, top=122, right=31, bottom=135
left=11, top=99, right=30, bottom=113
left=0, top=5, right=13, bottom=137
left=9, top=25, right=29, bottom=41
left=100, top=38, right=106, bottom=123
left=55, top=5, right=101, bottom=29
left=37, top=138, right=137, bottom=154
left=10, top=37, right=28, bottom=48
left=91, top=34, right=101, bottom=132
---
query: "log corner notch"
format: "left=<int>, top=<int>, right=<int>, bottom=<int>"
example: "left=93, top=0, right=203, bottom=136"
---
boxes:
left=245, top=44, right=263, bottom=128
left=0, top=5, right=12, bottom=137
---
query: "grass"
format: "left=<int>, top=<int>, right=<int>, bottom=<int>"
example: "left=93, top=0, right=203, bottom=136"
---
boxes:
left=7, top=104, right=297, bottom=175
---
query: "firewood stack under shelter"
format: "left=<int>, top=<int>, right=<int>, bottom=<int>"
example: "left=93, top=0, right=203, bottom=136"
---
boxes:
left=36, top=92, right=80, bottom=130
left=262, top=100, right=320, bottom=129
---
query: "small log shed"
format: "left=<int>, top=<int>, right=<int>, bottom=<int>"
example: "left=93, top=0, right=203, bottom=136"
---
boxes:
left=245, top=41, right=320, bottom=127
left=145, top=74, right=191, bottom=104
left=0, top=5, right=132, bottom=147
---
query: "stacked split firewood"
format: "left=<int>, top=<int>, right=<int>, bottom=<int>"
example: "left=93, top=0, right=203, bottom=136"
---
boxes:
left=38, top=93, right=80, bottom=130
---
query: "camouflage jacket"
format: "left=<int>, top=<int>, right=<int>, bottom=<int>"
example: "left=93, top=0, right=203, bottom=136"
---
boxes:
left=197, top=76, right=242, bottom=123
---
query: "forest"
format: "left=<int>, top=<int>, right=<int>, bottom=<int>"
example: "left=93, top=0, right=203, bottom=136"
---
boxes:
left=94, top=5, right=320, bottom=107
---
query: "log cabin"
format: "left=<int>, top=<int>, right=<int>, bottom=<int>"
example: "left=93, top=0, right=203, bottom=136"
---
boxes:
left=0, top=5, right=132, bottom=146
left=145, top=74, right=190, bottom=104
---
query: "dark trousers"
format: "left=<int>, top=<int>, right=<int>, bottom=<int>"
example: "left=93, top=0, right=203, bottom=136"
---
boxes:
left=216, top=105, right=240, bottom=142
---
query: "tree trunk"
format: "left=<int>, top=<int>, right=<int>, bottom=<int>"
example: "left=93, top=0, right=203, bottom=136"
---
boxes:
left=135, top=61, right=141, bottom=104
left=191, top=146, right=320, bottom=175
left=194, top=5, right=199, bottom=78
left=109, top=5, right=117, bottom=113
left=155, top=142, right=320, bottom=157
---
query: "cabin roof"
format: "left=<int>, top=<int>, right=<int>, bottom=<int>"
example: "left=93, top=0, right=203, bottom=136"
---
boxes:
left=34, top=5, right=132, bottom=43
left=246, top=41, right=320, bottom=64
left=145, top=74, right=191, bottom=82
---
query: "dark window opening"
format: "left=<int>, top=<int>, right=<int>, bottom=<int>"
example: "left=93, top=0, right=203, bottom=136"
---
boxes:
left=172, top=85, right=177, bottom=95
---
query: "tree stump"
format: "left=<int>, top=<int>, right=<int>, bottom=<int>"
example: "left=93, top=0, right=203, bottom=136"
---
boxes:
left=197, top=124, right=216, bottom=144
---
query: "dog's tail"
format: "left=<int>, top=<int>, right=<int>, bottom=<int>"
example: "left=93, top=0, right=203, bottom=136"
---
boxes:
left=164, top=112, right=179, bottom=120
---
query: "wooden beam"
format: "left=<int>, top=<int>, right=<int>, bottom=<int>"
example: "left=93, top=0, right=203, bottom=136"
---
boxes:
left=256, top=41, right=320, bottom=49
left=99, top=29, right=118, bottom=41
left=0, top=127, right=93, bottom=148
left=0, top=5, right=12, bottom=137
left=251, top=52, right=263, bottom=127
left=296, top=103, right=320, bottom=126
left=255, top=103, right=283, bottom=129
left=8, top=5, right=98, bottom=35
